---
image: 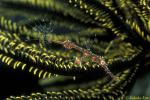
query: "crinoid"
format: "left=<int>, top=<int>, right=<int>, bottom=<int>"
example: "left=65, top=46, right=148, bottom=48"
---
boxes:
left=0, top=0, right=149, bottom=99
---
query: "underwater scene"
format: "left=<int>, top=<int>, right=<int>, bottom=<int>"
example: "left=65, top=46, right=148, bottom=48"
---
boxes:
left=0, top=0, right=150, bottom=99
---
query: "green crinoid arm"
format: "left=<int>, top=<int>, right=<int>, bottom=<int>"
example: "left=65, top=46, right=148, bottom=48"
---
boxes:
left=6, top=65, right=139, bottom=99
